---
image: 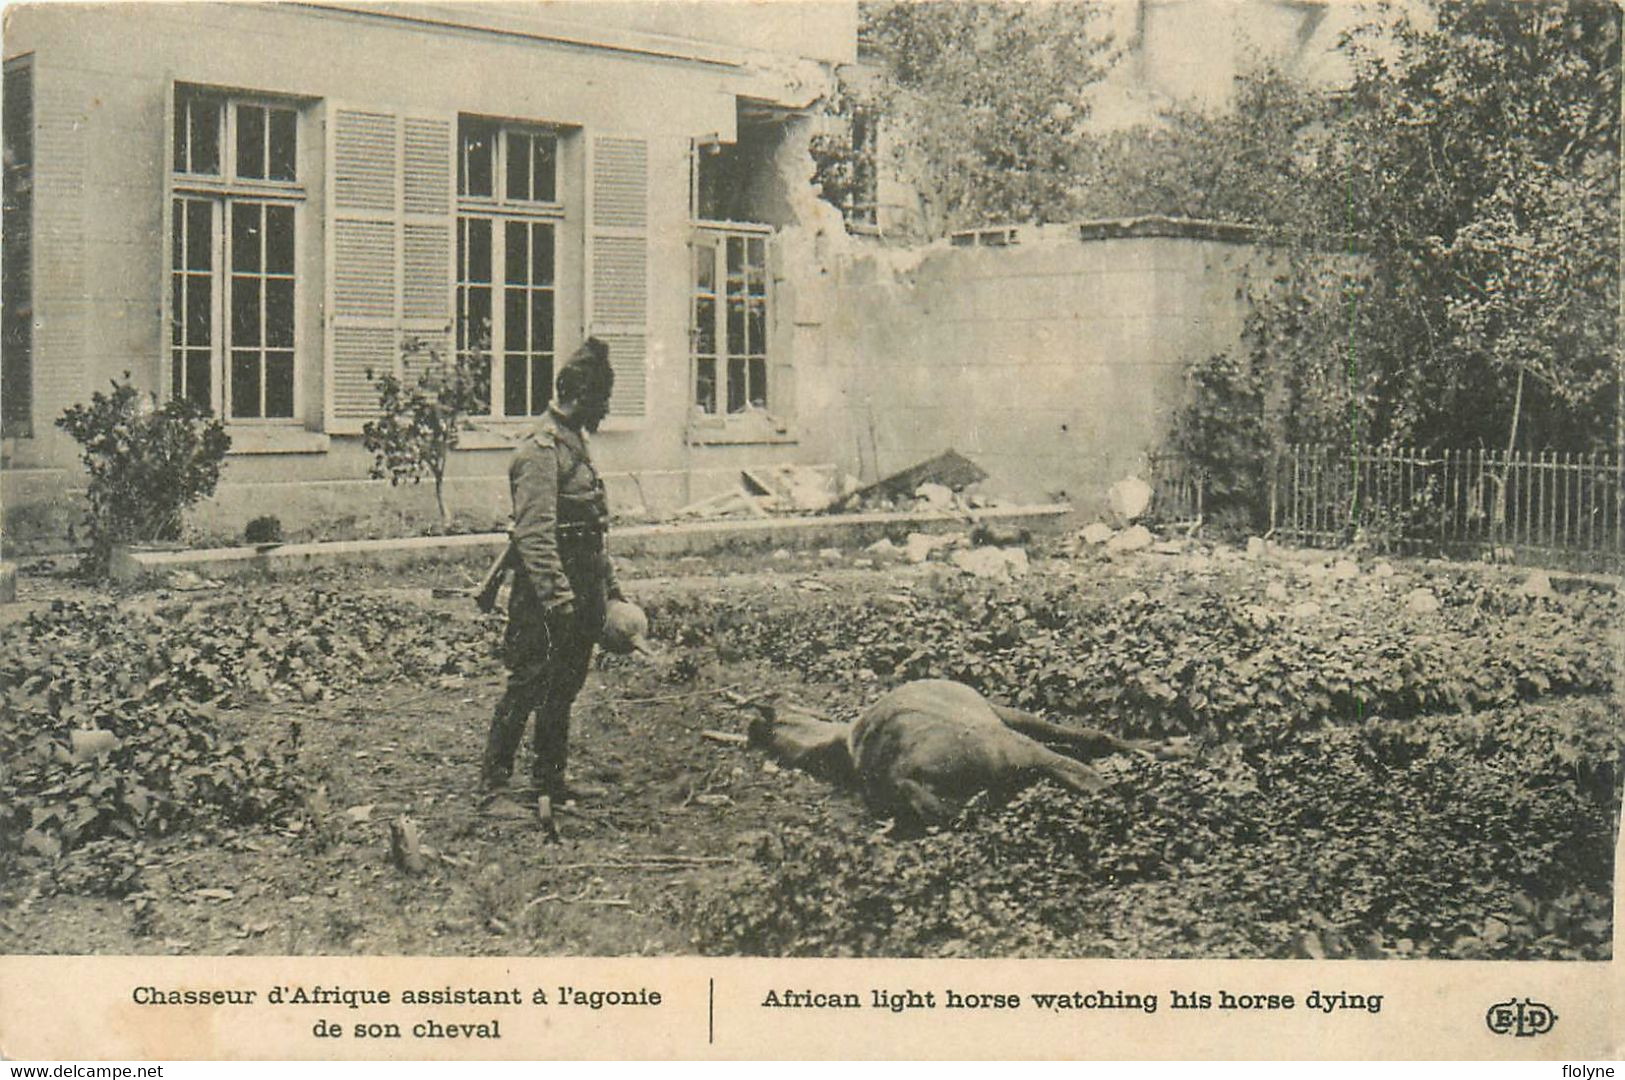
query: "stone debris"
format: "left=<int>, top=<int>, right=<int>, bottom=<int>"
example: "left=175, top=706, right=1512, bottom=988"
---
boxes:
left=903, top=532, right=957, bottom=564
left=1404, top=588, right=1441, bottom=615
left=865, top=538, right=900, bottom=558
left=1246, top=536, right=1269, bottom=559
left=914, top=482, right=955, bottom=510
left=1107, top=475, right=1153, bottom=523
left=827, top=449, right=988, bottom=514
left=388, top=816, right=427, bottom=875
left=1519, top=570, right=1556, bottom=600
left=1080, top=523, right=1115, bottom=546
left=950, top=546, right=1029, bottom=581
left=1331, top=559, right=1360, bottom=581
left=740, top=465, right=838, bottom=513
left=69, top=729, right=118, bottom=764
left=1106, top=525, right=1153, bottom=553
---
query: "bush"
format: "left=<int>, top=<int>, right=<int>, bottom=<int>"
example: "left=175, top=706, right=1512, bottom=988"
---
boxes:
left=361, top=338, right=489, bottom=524
left=244, top=515, right=284, bottom=545
left=56, top=375, right=231, bottom=574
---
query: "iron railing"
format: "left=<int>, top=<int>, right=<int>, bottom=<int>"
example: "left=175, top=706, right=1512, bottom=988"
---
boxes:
left=1272, top=445, right=1625, bottom=570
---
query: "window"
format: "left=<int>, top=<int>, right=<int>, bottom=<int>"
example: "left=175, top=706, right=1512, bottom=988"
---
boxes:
left=690, top=229, right=768, bottom=415
left=169, top=86, right=304, bottom=420
left=3, top=57, right=33, bottom=438
left=456, top=117, right=561, bottom=418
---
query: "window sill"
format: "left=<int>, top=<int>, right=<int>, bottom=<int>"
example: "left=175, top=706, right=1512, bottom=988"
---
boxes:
left=686, top=413, right=796, bottom=447
left=457, top=425, right=530, bottom=451
left=225, top=426, right=330, bottom=455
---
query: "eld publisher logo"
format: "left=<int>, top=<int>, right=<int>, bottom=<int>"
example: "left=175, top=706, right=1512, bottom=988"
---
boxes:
left=1485, top=998, right=1557, bottom=1037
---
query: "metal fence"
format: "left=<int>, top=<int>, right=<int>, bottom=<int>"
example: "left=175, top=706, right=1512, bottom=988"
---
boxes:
left=1146, top=452, right=1206, bottom=526
left=1272, top=445, right=1625, bottom=569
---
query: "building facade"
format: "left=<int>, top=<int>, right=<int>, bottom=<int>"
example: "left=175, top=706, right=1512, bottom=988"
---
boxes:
left=1, top=2, right=856, bottom=544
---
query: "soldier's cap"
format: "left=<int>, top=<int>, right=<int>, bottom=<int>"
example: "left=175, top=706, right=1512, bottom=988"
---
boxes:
left=557, top=337, right=614, bottom=397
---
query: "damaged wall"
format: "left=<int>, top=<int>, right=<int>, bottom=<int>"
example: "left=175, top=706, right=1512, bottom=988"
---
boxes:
left=803, top=229, right=1270, bottom=515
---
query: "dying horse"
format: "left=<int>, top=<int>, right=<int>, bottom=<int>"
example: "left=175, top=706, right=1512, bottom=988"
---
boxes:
left=750, top=679, right=1188, bottom=826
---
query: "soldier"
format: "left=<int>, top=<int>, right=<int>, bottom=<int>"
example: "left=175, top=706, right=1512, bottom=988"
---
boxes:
left=481, top=337, right=624, bottom=817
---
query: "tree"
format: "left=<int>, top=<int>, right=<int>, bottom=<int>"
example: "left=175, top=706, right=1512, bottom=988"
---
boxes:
left=361, top=337, right=490, bottom=524
left=1285, top=0, right=1619, bottom=454
left=859, top=1, right=1117, bottom=235
left=56, top=375, right=231, bottom=573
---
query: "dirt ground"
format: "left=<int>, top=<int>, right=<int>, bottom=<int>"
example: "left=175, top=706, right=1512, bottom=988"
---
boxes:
left=0, top=556, right=903, bottom=956
left=2, top=541, right=1618, bottom=959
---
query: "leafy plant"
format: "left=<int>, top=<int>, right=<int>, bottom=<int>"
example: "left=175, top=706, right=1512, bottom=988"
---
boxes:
left=361, top=337, right=490, bottom=523
left=55, top=375, right=231, bottom=574
left=244, top=515, right=284, bottom=545
left=0, top=588, right=501, bottom=884
left=692, top=698, right=1619, bottom=960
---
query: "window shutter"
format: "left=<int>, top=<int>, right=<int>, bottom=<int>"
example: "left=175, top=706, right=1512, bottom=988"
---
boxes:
left=400, top=114, right=454, bottom=375
left=586, top=134, right=648, bottom=418
left=324, top=106, right=454, bottom=433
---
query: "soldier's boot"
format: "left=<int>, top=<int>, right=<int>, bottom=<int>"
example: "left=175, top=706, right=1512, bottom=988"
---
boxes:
left=480, top=693, right=533, bottom=816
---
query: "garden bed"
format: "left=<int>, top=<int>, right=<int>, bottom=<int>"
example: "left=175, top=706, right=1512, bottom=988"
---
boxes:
left=0, top=539, right=1618, bottom=959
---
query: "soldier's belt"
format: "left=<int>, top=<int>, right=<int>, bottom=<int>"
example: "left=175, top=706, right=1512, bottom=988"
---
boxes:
left=556, top=521, right=607, bottom=541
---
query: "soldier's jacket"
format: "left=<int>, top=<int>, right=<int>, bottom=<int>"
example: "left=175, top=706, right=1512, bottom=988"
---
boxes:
left=509, top=406, right=619, bottom=610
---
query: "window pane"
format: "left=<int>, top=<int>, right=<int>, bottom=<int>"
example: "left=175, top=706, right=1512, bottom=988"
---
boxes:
left=187, top=98, right=220, bottom=175
left=232, top=276, right=261, bottom=346
left=265, top=205, right=295, bottom=273
left=185, top=350, right=212, bottom=410
left=748, top=301, right=766, bottom=355
left=749, top=357, right=767, bottom=409
left=186, top=275, right=211, bottom=346
left=530, top=356, right=552, bottom=415
left=694, top=297, right=715, bottom=355
left=693, top=244, right=714, bottom=293
left=503, top=356, right=527, bottom=417
left=695, top=357, right=716, bottom=414
left=504, top=288, right=526, bottom=352
left=171, top=347, right=184, bottom=399
left=186, top=199, right=212, bottom=271
left=533, top=136, right=556, bottom=202
left=506, top=132, right=530, bottom=201
left=531, top=291, right=552, bottom=354
left=532, top=224, right=553, bottom=286
left=465, top=286, right=491, bottom=348
left=726, top=237, right=743, bottom=275
left=727, top=356, right=746, bottom=413
left=173, top=102, right=187, bottom=173
left=237, top=105, right=266, bottom=179
left=460, top=122, right=494, bottom=197
left=231, top=351, right=261, bottom=418
left=265, top=351, right=294, bottom=417
left=747, top=236, right=766, bottom=270
left=466, top=219, right=491, bottom=283
left=466, top=354, right=492, bottom=415
left=726, top=298, right=745, bottom=356
left=232, top=203, right=261, bottom=273
left=171, top=277, right=183, bottom=348
left=505, top=220, right=528, bottom=285
left=265, top=278, right=294, bottom=348
left=171, top=201, right=183, bottom=267
left=268, top=109, right=297, bottom=181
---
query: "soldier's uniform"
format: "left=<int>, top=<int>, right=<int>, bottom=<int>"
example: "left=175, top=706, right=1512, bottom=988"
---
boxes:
left=481, top=403, right=621, bottom=798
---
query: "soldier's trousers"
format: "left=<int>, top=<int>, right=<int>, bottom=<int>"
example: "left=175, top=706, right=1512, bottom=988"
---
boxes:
left=481, top=546, right=609, bottom=793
